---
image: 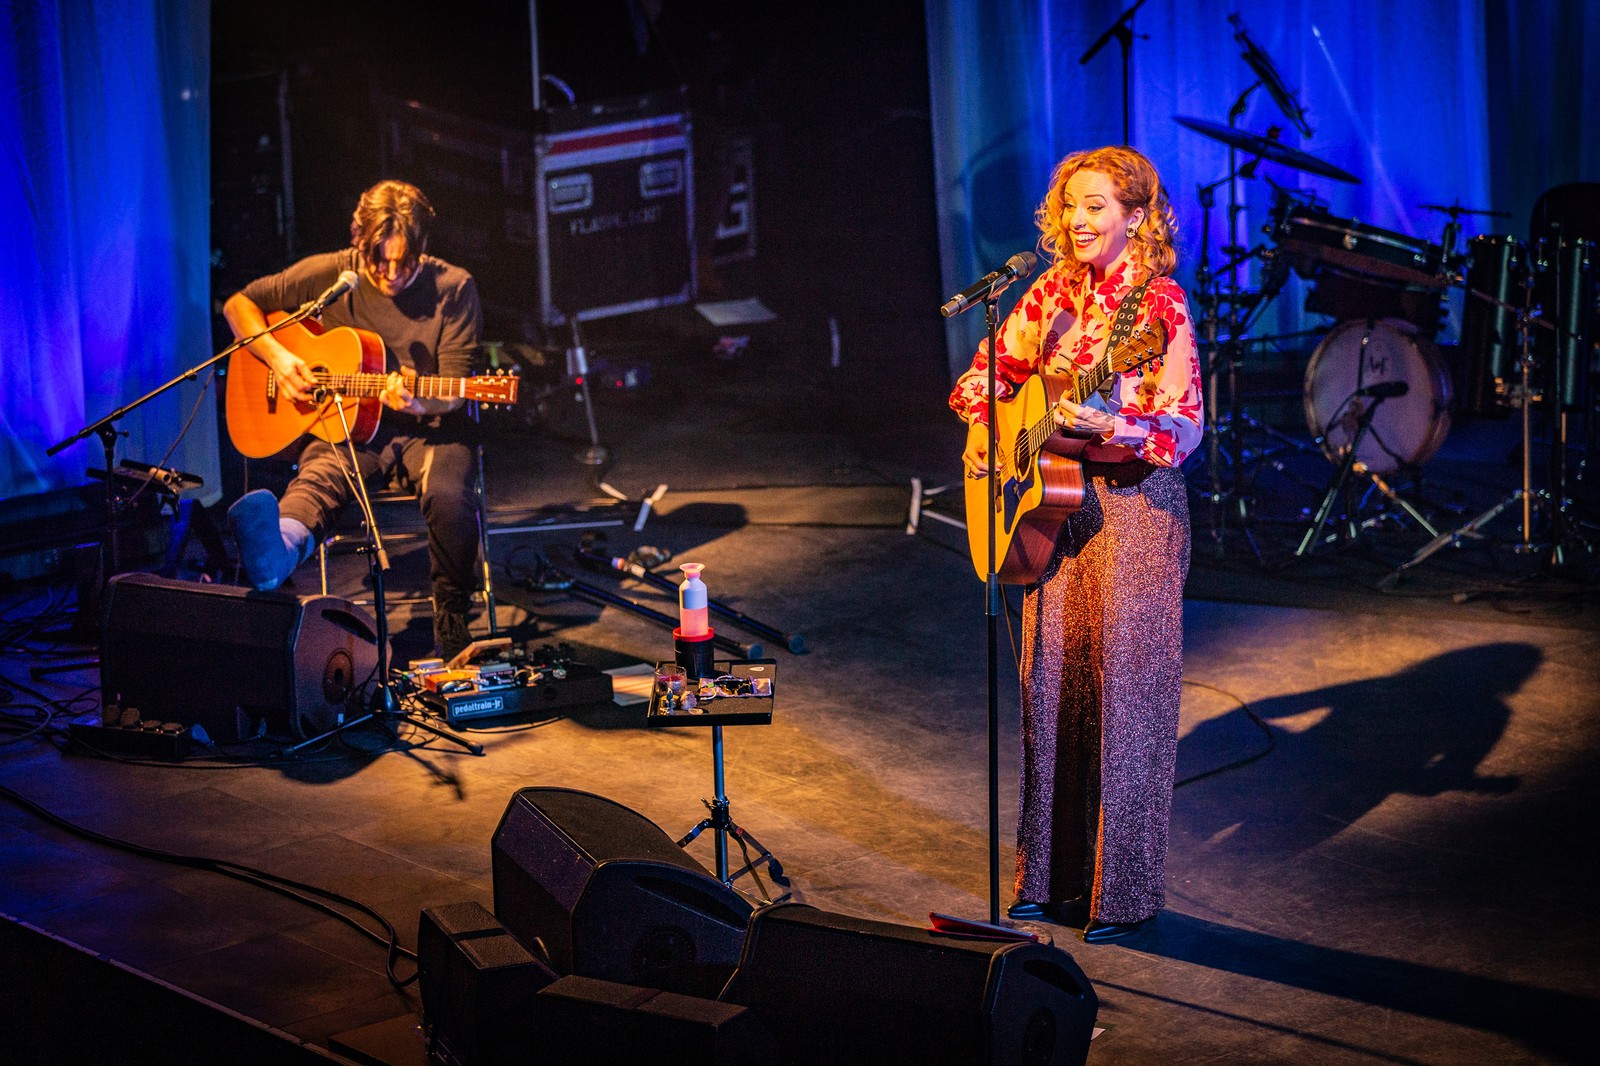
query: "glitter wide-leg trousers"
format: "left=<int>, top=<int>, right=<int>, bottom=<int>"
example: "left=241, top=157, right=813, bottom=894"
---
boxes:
left=1015, top=464, right=1190, bottom=923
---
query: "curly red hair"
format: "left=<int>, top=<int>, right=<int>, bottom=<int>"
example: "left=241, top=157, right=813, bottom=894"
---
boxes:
left=1036, top=146, right=1178, bottom=279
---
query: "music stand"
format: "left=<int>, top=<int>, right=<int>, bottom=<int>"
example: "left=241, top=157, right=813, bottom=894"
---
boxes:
left=648, top=659, right=786, bottom=902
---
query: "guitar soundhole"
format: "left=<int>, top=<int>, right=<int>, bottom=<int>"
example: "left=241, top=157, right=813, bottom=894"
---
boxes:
left=1013, top=433, right=1031, bottom=477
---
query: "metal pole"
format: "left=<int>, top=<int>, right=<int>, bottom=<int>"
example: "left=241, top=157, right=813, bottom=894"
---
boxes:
left=711, top=725, right=728, bottom=882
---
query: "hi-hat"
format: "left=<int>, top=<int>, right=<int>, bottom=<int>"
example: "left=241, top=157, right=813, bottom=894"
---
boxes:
left=1174, top=116, right=1360, bottom=184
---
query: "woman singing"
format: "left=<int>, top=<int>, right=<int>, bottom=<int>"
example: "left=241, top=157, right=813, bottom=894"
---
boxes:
left=949, top=146, right=1203, bottom=943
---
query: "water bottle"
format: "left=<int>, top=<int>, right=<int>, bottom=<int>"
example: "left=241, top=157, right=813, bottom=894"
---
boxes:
left=678, top=563, right=709, bottom=637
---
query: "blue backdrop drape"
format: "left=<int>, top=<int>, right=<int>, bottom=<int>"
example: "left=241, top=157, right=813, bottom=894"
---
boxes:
left=0, top=0, right=215, bottom=504
left=926, top=0, right=1597, bottom=376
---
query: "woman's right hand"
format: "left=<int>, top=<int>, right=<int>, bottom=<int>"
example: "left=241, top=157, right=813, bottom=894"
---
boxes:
left=962, top=420, right=992, bottom=479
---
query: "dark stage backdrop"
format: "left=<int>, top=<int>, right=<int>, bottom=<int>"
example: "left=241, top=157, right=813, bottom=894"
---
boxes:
left=0, top=0, right=217, bottom=504
left=925, top=0, right=1598, bottom=375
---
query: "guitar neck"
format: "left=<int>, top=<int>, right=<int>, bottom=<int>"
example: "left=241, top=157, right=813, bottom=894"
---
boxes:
left=310, top=371, right=472, bottom=400
left=1021, top=343, right=1127, bottom=455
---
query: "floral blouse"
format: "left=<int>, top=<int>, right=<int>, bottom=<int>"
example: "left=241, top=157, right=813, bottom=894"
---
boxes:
left=949, top=258, right=1204, bottom=468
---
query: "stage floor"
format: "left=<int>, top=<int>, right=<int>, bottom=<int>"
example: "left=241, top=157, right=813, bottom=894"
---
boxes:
left=3, top=318, right=1598, bottom=1064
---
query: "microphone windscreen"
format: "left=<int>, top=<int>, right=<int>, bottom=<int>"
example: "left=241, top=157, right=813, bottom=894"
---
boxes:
left=1007, top=251, right=1038, bottom=277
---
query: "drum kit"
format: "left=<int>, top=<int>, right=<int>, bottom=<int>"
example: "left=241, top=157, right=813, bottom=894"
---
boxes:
left=1176, top=19, right=1597, bottom=579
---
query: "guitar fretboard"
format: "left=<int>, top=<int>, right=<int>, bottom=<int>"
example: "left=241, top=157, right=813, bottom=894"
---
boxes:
left=1007, top=328, right=1155, bottom=475
left=311, top=372, right=468, bottom=400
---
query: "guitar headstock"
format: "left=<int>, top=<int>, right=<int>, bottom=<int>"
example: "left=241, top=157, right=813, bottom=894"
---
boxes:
left=464, top=369, right=520, bottom=406
left=1111, top=320, right=1169, bottom=373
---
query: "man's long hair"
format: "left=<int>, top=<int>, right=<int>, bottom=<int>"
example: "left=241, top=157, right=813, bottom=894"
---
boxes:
left=350, top=180, right=435, bottom=268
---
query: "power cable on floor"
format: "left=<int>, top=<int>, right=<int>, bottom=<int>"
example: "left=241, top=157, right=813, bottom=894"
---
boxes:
left=0, top=781, right=420, bottom=987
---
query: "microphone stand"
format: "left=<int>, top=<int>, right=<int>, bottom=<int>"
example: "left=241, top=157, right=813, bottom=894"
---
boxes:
left=279, top=397, right=484, bottom=757
left=939, top=258, right=1034, bottom=928
left=974, top=291, right=1004, bottom=925
left=1080, top=0, right=1151, bottom=145
left=42, top=300, right=336, bottom=643
left=1299, top=388, right=1401, bottom=557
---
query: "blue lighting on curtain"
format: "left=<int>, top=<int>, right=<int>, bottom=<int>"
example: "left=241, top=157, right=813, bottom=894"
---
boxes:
left=925, top=0, right=1594, bottom=374
left=0, top=0, right=215, bottom=503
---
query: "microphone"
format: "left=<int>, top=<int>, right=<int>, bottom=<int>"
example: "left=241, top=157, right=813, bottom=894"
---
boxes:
left=940, top=252, right=1038, bottom=318
left=306, top=270, right=360, bottom=316
left=1354, top=381, right=1409, bottom=399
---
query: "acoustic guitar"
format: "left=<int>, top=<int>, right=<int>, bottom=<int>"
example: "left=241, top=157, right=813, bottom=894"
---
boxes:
left=225, top=313, right=519, bottom=459
left=965, top=320, right=1168, bottom=584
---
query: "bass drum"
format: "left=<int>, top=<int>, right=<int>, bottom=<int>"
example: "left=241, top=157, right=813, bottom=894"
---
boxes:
left=1303, top=318, right=1453, bottom=474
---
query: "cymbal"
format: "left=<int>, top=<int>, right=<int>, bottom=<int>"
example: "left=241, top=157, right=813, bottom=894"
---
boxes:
left=1419, top=202, right=1510, bottom=219
left=1174, top=116, right=1360, bottom=184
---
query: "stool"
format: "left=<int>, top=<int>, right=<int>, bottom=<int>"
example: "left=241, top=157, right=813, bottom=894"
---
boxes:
left=316, top=407, right=498, bottom=636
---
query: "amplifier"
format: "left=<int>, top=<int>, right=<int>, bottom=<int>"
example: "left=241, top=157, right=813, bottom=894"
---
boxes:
left=420, top=663, right=614, bottom=724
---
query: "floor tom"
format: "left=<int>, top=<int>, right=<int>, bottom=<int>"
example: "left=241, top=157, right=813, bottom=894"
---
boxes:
left=1458, top=234, right=1528, bottom=413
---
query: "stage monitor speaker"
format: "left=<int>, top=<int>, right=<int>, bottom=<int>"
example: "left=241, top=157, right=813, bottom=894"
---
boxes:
left=720, top=902, right=1099, bottom=1066
left=532, top=975, right=775, bottom=1066
left=418, top=901, right=557, bottom=1066
left=491, top=787, right=752, bottom=999
left=100, top=572, right=382, bottom=742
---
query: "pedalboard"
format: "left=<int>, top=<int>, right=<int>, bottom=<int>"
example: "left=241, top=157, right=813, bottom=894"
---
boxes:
left=409, top=640, right=615, bottom=725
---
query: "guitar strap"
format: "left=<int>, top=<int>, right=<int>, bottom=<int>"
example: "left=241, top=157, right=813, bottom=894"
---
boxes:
left=1097, top=279, right=1152, bottom=401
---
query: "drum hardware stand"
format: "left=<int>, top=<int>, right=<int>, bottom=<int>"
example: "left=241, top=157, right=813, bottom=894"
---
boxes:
left=279, top=399, right=484, bottom=758
left=1193, top=201, right=1294, bottom=559
left=514, top=550, right=765, bottom=660
left=574, top=535, right=806, bottom=653
left=1383, top=288, right=1569, bottom=586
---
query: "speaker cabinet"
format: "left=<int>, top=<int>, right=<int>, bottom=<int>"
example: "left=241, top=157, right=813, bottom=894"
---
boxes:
left=491, top=788, right=752, bottom=998
left=418, top=902, right=557, bottom=1066
left=100, top=572, right=382, bottom=741
left=532, top=975, right=775, bottom=1066
left=720, top=903, right=1099, bottom=1066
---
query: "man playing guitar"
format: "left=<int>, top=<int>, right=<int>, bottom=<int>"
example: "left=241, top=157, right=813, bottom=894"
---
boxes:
left=223, top=179, right=484, bottom=660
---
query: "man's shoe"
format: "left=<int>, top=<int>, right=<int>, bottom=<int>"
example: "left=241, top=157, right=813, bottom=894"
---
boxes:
left=228, top=490, right=299, bottom=591
left=1082, top=915, right=1153, bottom=943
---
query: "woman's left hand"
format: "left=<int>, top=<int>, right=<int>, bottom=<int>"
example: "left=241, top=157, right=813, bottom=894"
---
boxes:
left=1053, top=399, right=1115, bottom=436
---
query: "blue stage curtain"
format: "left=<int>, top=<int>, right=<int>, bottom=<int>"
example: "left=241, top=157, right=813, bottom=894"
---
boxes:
left=926, top=0, right=1584, bottom=376
left=0, top=0, right=215, bottom=503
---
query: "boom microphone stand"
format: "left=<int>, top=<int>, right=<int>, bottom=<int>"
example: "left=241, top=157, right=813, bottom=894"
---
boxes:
left=1295, top=384, right=1404, bottom=557
left=1079, top=0, right=1151, bottom=145
left=280, top=399, right=484, bottom=757
left=44, top=294, right=347, bottom=649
